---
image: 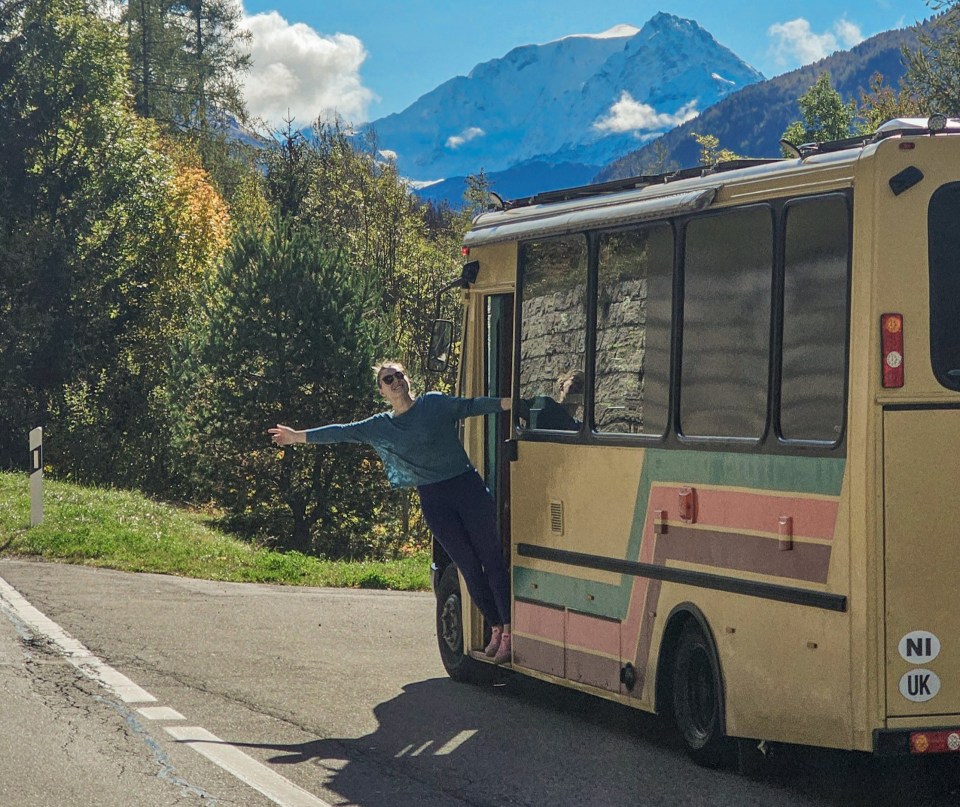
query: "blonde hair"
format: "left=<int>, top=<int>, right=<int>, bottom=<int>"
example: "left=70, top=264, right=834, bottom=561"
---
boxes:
left=373, top=360, right=409, bottom=386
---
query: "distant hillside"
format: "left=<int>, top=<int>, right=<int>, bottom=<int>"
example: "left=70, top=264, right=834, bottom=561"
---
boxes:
left=414, top=160, right=601, bottom=207
left=598, top=19, right=930, bottom=180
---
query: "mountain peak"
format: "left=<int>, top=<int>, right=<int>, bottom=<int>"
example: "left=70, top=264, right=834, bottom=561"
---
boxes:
left=365, top=13, right=764, bottom=190
left=555, top=24, right=641, bottom=43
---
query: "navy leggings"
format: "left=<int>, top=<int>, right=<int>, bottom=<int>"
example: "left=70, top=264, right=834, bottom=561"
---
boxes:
left=417, top=469, right=511, bottom=627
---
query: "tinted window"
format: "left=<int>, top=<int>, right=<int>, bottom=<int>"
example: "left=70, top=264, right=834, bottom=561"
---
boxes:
left=929, top=183, right=960, bottom=391
left=519, top=237, right=587, bottom=431
left=780, top=196, right=849, bottom=441
left=594, top=224, right=673, bottom=435
left=680, top=207, right=773, bottom=438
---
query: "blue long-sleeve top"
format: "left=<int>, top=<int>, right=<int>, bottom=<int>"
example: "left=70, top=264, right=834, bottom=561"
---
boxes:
left=305, top=392, right=503, bottom=488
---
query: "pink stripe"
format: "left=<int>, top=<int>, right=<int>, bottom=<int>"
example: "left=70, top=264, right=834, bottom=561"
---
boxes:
left=565, top=611, right=620, bottom=655
left=645, top=486, right=839, bottom=540
left=515, top=600, right=564, bottom=642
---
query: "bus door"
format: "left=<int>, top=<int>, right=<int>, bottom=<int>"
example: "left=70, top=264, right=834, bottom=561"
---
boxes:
left=883, top=181, right=960, bottom=722
left=483, top=294, right=513, bottom=559
left=883, top=410, right=960, bottom=719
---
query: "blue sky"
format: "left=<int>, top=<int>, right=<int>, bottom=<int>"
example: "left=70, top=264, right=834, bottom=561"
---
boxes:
left=235, top=0, right=934, bottom=127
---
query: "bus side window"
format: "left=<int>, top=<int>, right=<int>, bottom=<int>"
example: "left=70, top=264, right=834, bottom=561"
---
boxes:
left=594, top=224, right=672, bottom=436
left=518, top=236, right=587, bottom=432
left=780, top=195, right=850, bottom=442
left=680, top=206, right=773, bottom=439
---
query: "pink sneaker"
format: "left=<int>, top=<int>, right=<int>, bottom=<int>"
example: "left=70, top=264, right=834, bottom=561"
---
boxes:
left=484, top=626, right=502, bottom=657
left=493, top=633, right=512, bottom=665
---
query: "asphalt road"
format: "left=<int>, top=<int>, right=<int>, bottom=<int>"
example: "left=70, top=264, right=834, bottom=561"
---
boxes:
left=0, top=558, right=958, bottom=807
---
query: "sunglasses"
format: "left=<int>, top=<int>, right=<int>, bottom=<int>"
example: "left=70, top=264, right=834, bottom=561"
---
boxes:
left=379, top=370, right=405, bottom=386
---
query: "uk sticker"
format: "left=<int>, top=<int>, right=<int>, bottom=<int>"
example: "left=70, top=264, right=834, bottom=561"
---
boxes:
left=899, top=631, right=941, bottom=664
left=899, top=669, right=941, bottom=702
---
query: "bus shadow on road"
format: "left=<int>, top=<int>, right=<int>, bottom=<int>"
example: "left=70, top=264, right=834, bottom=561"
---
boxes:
left=222, top=672, right=960, bottom=807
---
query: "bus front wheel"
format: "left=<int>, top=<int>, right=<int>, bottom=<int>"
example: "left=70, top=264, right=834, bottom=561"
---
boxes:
left=436, top=564, right=491, bottom=684
left=672, top=620, right=732, bottom=767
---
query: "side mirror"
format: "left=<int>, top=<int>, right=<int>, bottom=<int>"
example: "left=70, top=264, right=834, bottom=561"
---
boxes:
left=426, top=319, right=454, bottom=372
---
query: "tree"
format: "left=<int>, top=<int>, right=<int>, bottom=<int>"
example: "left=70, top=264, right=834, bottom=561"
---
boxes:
left=857, top=72, right=924, bottom=133
left=0, top=0, right=230, bottom=494
left=191, top=215, right=390, bottom=556
left=902, top=2, right=960, bottom=115
left=691, top=133, right=744, bottom=165
left=780, top=73, right=857, bottom=153
left=121, top=0, right=250, bottom=133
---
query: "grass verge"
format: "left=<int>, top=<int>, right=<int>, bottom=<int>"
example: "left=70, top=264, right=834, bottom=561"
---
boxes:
left=0, top=472, right=430, bottom=591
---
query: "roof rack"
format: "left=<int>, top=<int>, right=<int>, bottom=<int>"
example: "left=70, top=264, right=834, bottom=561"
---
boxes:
left=497, top=116, right=959, bottom=212
left=506, top=157, right=781, bottom=210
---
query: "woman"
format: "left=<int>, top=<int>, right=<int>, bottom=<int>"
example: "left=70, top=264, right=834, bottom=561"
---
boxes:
left=268, top=361, right=514, bottom=664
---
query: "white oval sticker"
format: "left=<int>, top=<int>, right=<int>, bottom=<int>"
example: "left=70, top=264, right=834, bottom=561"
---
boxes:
left=899, top=631, right=941, bottom=664
left=899, top=669, right=941, bottom=702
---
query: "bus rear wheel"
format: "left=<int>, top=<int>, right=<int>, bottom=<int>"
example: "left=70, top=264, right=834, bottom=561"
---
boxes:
left=672, top=621, right=732, bottom=767
left=436, top=564, right=491, bottom=684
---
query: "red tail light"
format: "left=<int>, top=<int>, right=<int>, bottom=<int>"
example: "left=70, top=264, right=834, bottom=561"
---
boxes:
left=911, top=730, right=960, bottom=754
left=461, top=246, right=470, bottom=257
left=881, top=313, right=904, bottom=388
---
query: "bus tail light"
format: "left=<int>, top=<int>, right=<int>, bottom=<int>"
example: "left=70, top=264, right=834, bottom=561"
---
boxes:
left=910, top=730, right=960, bottom=754
left=881, top=313, right=904, bottom=388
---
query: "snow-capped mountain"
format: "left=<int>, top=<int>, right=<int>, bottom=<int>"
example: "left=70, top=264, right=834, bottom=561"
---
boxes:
left=365, top=12, right=764, bottom=196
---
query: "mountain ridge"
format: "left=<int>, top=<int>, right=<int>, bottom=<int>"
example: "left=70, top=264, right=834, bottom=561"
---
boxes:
left=365, top=12, right=764, bottom=193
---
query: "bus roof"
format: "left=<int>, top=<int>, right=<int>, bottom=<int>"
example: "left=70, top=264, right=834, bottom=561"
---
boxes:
left=463, top=117, right=960, bottom=249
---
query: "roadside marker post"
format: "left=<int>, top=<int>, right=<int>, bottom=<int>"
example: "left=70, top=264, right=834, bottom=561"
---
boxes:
left=29, top=427, right=42, bottom=527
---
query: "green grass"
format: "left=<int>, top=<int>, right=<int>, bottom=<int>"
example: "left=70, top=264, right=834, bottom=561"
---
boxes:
left=0, top=472, right=430, bottom=590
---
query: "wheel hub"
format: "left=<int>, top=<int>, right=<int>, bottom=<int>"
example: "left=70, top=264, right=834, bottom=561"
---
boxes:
left=440, top=593, right=462, bottom=652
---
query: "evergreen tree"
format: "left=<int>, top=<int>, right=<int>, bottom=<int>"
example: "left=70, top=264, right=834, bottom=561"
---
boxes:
left=192, top=215, right=390, bottom=556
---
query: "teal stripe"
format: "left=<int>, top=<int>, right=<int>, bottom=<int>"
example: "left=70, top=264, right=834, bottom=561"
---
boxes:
left=514, top=449, right=846, bottom=620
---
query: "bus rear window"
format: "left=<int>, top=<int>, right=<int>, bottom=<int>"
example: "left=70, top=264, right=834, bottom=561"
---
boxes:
left=929, top=183, right=960, bottom=391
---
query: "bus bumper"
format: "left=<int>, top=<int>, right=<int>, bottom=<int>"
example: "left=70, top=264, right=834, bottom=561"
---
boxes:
left=874, top=727, right=960, bottom=755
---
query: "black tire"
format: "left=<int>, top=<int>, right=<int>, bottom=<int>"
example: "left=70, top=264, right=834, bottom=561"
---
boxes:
left=672, top=621, right=732, bottom=767
left=435, top=564, right=491, bottom=684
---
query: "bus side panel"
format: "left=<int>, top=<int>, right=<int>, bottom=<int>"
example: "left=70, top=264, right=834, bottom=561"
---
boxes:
left=511, top=441, right=855, bottom=747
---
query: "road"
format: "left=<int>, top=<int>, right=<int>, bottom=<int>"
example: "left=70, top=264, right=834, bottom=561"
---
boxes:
left=0, top=558, right=958, bottom=807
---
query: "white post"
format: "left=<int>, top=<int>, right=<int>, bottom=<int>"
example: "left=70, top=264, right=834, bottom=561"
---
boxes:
left=29, top=427, right=43, bottom=527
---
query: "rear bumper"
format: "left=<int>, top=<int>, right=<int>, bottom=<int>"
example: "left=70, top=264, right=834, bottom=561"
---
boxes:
left=874, top=727, right=960, bottom=756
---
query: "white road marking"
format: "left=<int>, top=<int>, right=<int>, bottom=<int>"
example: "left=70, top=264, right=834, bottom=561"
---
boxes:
left=138, top=706, right=186, bottom=721
left=166, top=726, right=333, bottom=807
left=434, top=730, right=477, bottom=755
left=0, top=573, right=335, bottom=807
left=0, top=575, right=155, bottom=703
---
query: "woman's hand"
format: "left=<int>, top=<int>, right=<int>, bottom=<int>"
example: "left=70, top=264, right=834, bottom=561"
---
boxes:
left=499, top=398, right=512, bottom=411
left=268, top=424, right=304, bottom=445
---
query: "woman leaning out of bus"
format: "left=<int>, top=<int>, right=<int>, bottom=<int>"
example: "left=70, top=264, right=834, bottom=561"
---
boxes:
left=268, top=361, right=514, bottom=664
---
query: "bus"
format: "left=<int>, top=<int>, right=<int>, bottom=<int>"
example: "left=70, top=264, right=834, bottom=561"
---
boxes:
left=427, top=116, right=960, bottom=766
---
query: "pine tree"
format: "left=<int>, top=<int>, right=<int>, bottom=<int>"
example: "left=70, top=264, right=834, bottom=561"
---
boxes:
left=193, top=215, right=390, bottom=556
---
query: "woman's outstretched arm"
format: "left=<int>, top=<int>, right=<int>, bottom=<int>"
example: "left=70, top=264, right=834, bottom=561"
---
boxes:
left=268, top=425, right=306, bottom=445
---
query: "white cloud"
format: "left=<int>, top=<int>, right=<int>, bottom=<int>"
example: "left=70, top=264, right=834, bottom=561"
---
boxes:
left=445, top=127, right=485, bottom=149
left=378, top=149, right=398, bottom=161
left=767, top=18, right=863, bottom=67
left=239, top=8, right=376, bottom=126
left=593, top=93, right=699, bottom=135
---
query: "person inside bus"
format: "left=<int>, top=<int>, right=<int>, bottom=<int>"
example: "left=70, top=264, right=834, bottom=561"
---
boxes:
left=517, top=368, right=584, bottom=431
left=268, top=361, right=515, bottom=664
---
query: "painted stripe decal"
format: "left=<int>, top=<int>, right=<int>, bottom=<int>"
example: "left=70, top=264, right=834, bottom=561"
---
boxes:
left=516, top=543, right=847, bottom=611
